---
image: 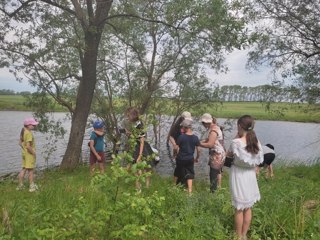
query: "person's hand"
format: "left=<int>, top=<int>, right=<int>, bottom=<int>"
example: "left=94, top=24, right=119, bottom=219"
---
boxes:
left=136, top=154, right=142, bottom=163
left=96, top=154, right=102, bottom=161
left=194, top=157, right=199, bottom=163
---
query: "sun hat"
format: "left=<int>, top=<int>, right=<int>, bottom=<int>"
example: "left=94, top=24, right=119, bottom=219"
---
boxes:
left=180, top=119, right=193, bottom=128
left=181, top=111, right=192, bottom=120
left=24, top=118, right=39, bottom=126
left=200, top=113, right=213, bottom=123
left=93, top=120, right=104, bottom=129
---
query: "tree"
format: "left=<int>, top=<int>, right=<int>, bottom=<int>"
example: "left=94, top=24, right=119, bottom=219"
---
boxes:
left=244, top=0, right=320, bottom=103
left=0, top=0, right=113, bottom=169
left=0, top=0, right=250, bottom=169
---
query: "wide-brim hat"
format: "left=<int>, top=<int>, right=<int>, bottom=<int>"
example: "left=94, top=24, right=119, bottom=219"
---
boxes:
left=181, top=111, right=192, bottom=121
left=200, top=113, right=213, bottom=123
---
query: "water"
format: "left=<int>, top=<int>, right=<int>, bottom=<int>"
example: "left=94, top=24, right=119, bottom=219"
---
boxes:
left=0, top=111, right=319, bottom=178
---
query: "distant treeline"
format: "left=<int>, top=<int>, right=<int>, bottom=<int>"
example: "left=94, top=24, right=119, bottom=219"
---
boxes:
left=212, top=85, right=317, bottom=103
left=1, top=84, right=317, bottom=103
left=0, top=89, right=32, bottom=96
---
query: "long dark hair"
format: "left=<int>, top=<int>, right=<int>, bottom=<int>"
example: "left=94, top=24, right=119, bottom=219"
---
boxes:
left=238, top=115, right=259, bottom=154
left=168, top=116, right=184, bottom=139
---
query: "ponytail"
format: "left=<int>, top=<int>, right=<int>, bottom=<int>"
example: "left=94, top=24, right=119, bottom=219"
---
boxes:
left=245, top=130, right=259, bottom=154
left=238, top=115, right=259, bottom=154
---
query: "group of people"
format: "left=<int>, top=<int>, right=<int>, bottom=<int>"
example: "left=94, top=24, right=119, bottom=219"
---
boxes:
left=17, top=109, right=275, bottom=239
left=168, top=112, right=276, bottom=240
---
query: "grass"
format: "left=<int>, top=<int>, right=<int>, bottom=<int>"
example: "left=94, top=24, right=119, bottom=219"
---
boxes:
left=0, top=164, right=319, bottom=239
left=191, top=101, right=320, bottom=123
left=1, top=95, right=320, bottom=122
left=0, top=95, right=67, bottom=112
left=0, top=95, right=31, bottom=111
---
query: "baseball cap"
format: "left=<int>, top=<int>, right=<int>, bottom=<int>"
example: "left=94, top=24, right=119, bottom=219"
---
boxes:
left=200, top=113, right=213, bottom=123
left=93, top=120, right=104, bottom=129
left=180, top=119, right=192, bottom=128
left=181, top=111, right=192, bottom=120
left=23, top=118, right=39, bottom=126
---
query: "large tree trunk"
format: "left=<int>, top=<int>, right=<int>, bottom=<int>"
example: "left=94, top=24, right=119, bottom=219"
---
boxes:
left=60, top=33, right=100, bottom=170
left=59, top=0, right=113, bottom=170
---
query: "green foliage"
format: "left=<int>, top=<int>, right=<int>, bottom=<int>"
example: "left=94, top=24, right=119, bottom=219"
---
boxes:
left=1, top=165, right=320, bottom=239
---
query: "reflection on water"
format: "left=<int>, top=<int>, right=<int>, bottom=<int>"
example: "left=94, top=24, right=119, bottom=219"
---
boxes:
left=0, top=111, right=319, bottom=177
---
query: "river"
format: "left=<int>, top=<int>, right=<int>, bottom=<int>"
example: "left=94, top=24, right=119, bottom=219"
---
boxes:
left=0, top=111, right=319, bottom=178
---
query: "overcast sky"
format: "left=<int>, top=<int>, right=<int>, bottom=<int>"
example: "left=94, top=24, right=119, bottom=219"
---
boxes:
left=0, top=49, right=274, bottom=92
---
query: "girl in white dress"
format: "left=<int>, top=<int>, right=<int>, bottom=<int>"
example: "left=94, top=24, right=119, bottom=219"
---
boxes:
left=227, top=115, right=263, bottom=240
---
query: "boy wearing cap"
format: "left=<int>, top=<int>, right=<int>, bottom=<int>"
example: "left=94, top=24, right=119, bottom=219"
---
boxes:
left=175, top=119, right=200, bottom=194
left=17, top=117, right=39, bottom=192
left=89, top=120, right=106, bottom=175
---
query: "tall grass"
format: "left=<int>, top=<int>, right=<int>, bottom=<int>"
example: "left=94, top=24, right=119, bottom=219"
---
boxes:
left=1, top=164, right=319, bottom=239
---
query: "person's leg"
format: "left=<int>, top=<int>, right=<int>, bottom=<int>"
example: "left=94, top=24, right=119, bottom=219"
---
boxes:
left=28, top=169, right=34, bottom=185
left=89, top=153, right=96, bottom=176
left=90, top=164, right=96, bottom=176
left=209, top=168, right=219, bottom=192
left=269, top=164, right=274, bottom=177
left=187, top=179, right=192, bottom=193
left=234, top=209, right=244, bottom=238
left=18, top=168, right=26, bottom=186
left=135, top=168, right=142, bottom=191
left=255, top=166, right=260, bottom=176
left=146, top=175, right=151, bottom=188
left=217, top=172, right=222, bottom=188
left=98, top=152, right=105, bottom=174
left=241, top=208, right=252, bottom=238
left=98, top=162, right=105, bottom=174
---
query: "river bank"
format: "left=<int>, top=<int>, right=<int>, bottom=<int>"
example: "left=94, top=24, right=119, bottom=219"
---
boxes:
left=1, top=95, right=320, bottom=122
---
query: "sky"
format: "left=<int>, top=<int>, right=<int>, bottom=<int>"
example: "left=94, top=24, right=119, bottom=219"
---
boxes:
left=0, top=49, right=274, bottom=93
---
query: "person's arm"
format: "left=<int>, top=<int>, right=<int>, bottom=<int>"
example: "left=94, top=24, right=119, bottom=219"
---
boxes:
left=89, top=139, right=101, bottom=161
left=169, top=136, right=178, bottom=151
left=136, top=136, right=145, bottom=163
left=26, top=141, right=36, bottom=156
left=195, top=146, right=201, bottom=163
left=200, top=130, right=218, bottom=148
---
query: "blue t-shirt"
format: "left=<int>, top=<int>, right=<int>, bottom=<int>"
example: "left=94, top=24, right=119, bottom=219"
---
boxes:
left=176, top=134, right=200, bottom=161
left=90, top=132, right=105, bottom=152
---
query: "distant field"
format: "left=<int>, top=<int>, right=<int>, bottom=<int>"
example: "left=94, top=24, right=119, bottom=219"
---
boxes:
left=0, top=95, right=30, bottom=111
left=1, top=95, right=319, bottom=122
left=207, top=102, right=320, bottom=123
left=0, top=95, right=66, bottom=112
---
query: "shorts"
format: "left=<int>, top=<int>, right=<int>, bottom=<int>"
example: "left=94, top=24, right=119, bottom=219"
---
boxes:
left=259, top=153, right=275, bottom=167
left=22, top=152, right=36, bottom=169
left=174, top=159, right=195, bottom=183
left=90, top=152, right=105, bottom=165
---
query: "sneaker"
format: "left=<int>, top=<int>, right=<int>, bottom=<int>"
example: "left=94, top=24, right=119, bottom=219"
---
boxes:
left=29, top=183, right=38, bottom=192
left=16, top=184, right=25, bottom=191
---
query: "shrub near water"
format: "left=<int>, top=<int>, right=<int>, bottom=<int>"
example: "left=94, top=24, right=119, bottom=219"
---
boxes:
left=1, top=164, right=320, bottom=239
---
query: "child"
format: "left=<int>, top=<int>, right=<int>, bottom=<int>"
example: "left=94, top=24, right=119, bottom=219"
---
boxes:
left=175, top=119, right=200, bottom=194
left=168, top=111, right=193, bottom=183
left=124, top=107, right=152, bottom=190
left=227, top=115, right=263, bottom=239
left=257, top=144, right=275, bottom=178
left=17, top=117, right=39, bottom=192
left=89, top=120, right=105, bottom=175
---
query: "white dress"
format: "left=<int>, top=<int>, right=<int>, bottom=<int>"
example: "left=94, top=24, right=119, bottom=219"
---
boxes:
left=229, top=138, right=263, bottom=210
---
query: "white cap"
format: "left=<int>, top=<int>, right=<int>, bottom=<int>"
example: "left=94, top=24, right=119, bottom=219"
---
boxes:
left=181, top=111, right=192, bottom=121
left=180, top=119, right=192, bottom=128
left=200, top=113, right=213, bottom=123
